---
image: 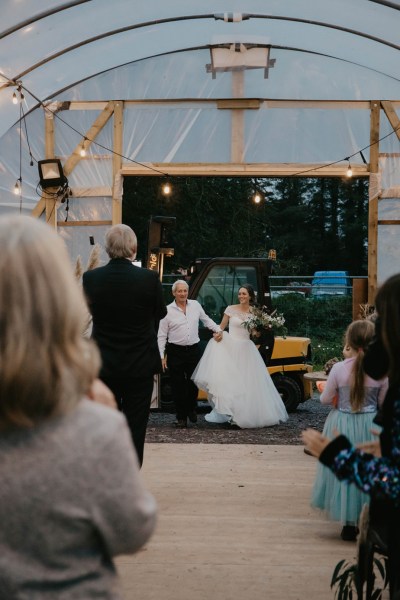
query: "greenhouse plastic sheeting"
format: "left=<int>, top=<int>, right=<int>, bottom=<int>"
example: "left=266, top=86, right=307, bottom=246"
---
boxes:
left=0, top=0, right=400, bottom=267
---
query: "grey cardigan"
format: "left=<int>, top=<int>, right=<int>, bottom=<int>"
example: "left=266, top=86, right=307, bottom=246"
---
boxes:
left=0, top=399, right=157, bottom=599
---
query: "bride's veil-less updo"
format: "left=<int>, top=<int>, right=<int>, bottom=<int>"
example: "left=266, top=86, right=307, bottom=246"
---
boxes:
left=239, top=284, right=256, bottom=306
left=0, top=215, right=100, bottom=429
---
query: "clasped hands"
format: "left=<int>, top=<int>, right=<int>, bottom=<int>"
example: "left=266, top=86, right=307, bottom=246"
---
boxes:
left=213, top=331, right=223, bottom=342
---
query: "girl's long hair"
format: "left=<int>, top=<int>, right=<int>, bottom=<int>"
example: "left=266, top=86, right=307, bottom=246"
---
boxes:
left=375, top=273, right=400, bottom=387
left=0, top=215, right=100, bottom=429
left=346, top=320, right=375, bottom=411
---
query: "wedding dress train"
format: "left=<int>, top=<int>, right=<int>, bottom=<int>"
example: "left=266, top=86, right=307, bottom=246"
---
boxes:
left=192, top=308, right=288, bottom=428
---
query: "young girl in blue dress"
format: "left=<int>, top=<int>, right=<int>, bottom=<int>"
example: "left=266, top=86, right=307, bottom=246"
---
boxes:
left=311, top=319, right=388, bottom=541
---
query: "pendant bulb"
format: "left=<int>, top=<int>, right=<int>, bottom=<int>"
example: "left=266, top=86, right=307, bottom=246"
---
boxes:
left=162, top=181, right=171, bottom=196
left=13, top=179, right=21, bottom=195
left=346, top=161, right=353, bottom=178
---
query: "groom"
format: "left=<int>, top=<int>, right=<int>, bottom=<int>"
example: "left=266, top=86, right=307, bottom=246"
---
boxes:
left=157, top=280, right=222, bottom=428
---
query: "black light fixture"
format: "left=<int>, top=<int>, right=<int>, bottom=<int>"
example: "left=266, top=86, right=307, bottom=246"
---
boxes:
left=38, top=159, right=66, bottom=189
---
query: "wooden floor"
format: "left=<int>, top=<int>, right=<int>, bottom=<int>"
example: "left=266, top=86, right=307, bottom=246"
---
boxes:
left=116, top=444, right=357, bottom=600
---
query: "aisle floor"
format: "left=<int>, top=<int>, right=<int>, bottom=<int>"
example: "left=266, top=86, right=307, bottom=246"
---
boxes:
left=116, top=444, right=358, bottom=600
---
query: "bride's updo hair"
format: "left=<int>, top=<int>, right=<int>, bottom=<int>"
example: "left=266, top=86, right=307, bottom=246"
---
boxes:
left=239, top=284, right=256, bottom=305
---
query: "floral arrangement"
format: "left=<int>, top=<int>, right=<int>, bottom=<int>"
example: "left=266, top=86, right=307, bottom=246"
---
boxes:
left=242, top=306, right=287, bottom=339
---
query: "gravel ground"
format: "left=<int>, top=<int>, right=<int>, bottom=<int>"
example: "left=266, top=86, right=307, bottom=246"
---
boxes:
left=146, top=392, right=330, bottom=445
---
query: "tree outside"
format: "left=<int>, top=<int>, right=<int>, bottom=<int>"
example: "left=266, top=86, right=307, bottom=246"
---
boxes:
left=123, top=175, right=368, bottom=276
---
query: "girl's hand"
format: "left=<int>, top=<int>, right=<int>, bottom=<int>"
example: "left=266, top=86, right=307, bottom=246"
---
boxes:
left=301, top=428, right=332, bottom=458
left=357, top=429, right=381, bottom=457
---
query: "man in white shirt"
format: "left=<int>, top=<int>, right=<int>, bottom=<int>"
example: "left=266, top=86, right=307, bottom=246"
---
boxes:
left=158, top=280, right=222, bottom=427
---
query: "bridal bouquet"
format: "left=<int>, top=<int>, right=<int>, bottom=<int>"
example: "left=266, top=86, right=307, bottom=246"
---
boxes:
left=242, top=306, right=288, bottom=339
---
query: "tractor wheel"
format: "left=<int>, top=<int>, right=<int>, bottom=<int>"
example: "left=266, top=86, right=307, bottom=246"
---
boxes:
left=273, top=375, right=302, bottom=412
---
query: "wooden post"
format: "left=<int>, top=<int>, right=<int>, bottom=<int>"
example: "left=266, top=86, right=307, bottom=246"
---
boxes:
left=368, top=101, right=380, bottom=304
left=44, top=107, right=57, bottom=228
left=112, top=101, right=124, bottom=224
left=352, top=278, right=368, bottom=320
left=231, top=71, right=244, bottom=163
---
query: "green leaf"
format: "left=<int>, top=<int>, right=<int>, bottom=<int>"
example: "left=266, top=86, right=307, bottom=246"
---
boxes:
left=331, top=559, right=347, bottom=586
left=373, top=557, right=385, bottom=580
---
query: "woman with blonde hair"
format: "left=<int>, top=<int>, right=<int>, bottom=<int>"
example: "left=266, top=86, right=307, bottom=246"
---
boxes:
left=310, top=319, right=388, bottom=541
left=0, top=215, right=156, bottom=599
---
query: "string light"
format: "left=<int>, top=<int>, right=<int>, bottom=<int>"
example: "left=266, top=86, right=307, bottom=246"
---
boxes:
left=13, top=178, right=21, bottom=195
left=162, top=181, right=171, bottom=196
left=9, top=75, right=400, bottom=202
left=12, top=85, right=24, bottom=105
left=253, top=191, right=262, bottom=204
left=80, top=139, right=87, bottom=157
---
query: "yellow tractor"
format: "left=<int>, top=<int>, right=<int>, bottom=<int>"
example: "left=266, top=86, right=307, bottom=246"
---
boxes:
left=160, top=257, right=313, bottom=412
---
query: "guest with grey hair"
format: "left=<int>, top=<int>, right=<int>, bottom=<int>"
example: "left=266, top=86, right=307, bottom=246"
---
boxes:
left=83, top=224, right=167, bottom=466
left=0, top=215, right=156, bottom=599
left=158, top=279, right=222, bottom=428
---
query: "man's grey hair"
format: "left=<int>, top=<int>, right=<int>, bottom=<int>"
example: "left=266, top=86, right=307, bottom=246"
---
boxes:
left=105, top=224, right=137, bottom=259
left=172, top=279, right=189, bottom=293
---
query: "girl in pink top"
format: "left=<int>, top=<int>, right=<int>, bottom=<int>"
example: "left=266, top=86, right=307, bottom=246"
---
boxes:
left=311, top=320, right=388, bottom=541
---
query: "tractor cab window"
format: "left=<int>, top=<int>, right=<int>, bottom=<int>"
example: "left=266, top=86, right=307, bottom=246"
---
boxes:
left=197, top=264, right=258, bottom=338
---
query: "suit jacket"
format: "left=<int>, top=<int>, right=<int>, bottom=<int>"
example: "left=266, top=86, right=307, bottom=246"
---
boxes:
left=83, top=258, right=167, bottom=379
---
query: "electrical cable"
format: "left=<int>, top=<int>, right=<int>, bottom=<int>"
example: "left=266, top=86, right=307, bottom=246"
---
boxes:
left=6, top=76, right=400, bottom=184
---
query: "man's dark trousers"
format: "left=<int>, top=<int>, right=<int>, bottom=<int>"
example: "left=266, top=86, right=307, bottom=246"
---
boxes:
left=102, top=376, right=154, bottom=467
left=167, top=343, right=200, bottom=420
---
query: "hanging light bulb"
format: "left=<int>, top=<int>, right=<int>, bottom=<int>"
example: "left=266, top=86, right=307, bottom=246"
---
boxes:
left=162, top=181, right=171, bottom=196
left=346, top=161, right=353, bottom=178
left=12, top=91, right=18, bottom=104
left=80, top=140, right=86, bottom=157
left=13, top=179, right=21, bottom=195
left=253, top=192, right=262, bottom=204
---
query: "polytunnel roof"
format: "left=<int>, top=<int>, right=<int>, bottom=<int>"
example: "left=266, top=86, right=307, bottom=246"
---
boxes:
left=1, top=0, right=400, bottom=140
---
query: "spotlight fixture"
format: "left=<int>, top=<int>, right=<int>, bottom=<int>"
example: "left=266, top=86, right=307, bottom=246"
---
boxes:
left=162, top=181, right=171, bottom=196
left=346, top=160, right=353, bottom=178
left=38, top=159, right=67, bottom=189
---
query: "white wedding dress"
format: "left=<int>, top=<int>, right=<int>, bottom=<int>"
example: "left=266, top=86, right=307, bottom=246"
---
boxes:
left=192, top=307, right=289, bottom=428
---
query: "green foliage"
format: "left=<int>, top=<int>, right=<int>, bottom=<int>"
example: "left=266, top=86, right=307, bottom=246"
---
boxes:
left=273, top=295, right=353, bottom=369
left=122, top=176, right=368, bottom=275
left=331, top=556, right=389, bottom=599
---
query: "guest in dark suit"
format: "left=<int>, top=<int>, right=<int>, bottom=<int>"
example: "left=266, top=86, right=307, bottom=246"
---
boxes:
left=83, top=224, right=167, bottom=466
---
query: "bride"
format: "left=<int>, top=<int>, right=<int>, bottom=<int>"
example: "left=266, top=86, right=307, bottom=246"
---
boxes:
left=192, top=284, right=288, bottom=428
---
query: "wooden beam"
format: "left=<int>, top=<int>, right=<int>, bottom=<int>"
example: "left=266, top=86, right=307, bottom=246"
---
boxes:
left=381, top=101, right=400, bottom=142
left=378, top=220, right=400, bottom=225
left=121, top=162, right=369, bottom=178
left=231, top=71, right=244, bottom=163
left=62, top=100, right=115, bottom=177
left=31, top=107, right=56, bottom=220
left=217, top=99, right=260, bottom=109
left=31, top=197, right=46, bottom=218
left=112, top=101, right=123, bottom=225
left=57, top=220, right=112, bottom=227
left=368, top=101, right=380, bottom=304
left=44, top=109, right=57, bottom=228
